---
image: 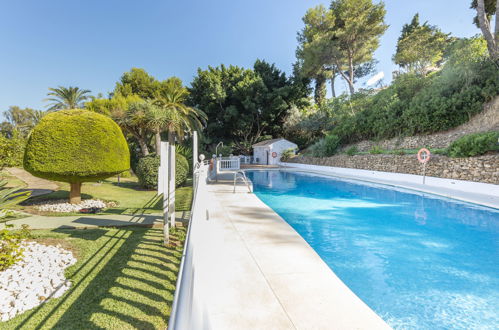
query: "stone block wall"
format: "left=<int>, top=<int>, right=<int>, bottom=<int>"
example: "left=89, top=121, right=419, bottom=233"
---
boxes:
left=339, top=96, right=499, bottom=152
left=287, top=154, right=499, bottom=185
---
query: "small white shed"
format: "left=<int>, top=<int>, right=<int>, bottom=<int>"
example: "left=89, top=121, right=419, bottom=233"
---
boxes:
left=252, top=138, right=297, bottom=165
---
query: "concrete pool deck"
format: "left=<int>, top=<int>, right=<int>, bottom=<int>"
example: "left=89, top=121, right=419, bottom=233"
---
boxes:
left=202, top=182, right=390, bottom=329
left=278, top=163, right=499, bottom=209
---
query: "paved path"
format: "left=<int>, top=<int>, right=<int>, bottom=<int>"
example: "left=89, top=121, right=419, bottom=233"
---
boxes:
left=0, top=211, right=190, bottom=230
left=6, top=167, right=58, bottom=197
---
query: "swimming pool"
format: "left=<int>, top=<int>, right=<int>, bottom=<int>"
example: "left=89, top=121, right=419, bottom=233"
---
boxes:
left=246, top=170, right=499, bottom=330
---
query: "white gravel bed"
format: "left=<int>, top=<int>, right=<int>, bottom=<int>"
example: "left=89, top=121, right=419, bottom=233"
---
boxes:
left=33, top=199, right=116, bottom=213
left=0, top=241, right=77, bottom=322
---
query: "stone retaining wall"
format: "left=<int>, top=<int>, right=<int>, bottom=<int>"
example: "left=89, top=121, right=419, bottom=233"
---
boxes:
left=339, top=96, right=499, bottom=152
left=287, top=154, right=499, bottom=185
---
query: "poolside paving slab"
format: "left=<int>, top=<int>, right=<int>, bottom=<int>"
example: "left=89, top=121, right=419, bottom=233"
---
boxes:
left=207, top=182, right=390, bottom=330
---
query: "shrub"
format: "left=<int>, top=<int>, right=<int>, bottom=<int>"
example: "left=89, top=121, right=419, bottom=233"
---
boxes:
left=447, top=131, right=499, bottom=157
left=0, top=134, right=25, bottom=169
left=280, top=148, right=296, bottom=161
left=136, top=153, right=189, bottom=189
left=308, top=134, right=340, bottom=157
left=0, top=224, right=32, bottom=271
left=345, top=146, right=358, bottom=156
left=324, top=135, right=341, bottom=156
left=23, top=110, right=130, bottom=203
left=369, top=146, right=384, bottom=154
left=322, top=43, right=499, bottom=147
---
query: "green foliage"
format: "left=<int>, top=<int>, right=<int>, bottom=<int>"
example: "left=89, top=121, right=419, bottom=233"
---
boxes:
left=135, top=155, right=159, bottom=189
left=136, top=153, right=189, bottom=189
left=0, top=224, right=32, bottom=271
left=175, top=154, right=189, bottom=188
left=0, top=180, right=31, bottom=210
left=470, top=0, right=497, bottom=27
left=1, top=106, right=45, bottom=138
left=309, top=134, right=340, bottom=157
left=23, top=110, right=130, bottom=183
left=326, top=53, right=499, bottom=145
left=297, top=0, right=388, bottom=97
left=345, top=146, right=358, bottom=156
left=175, top=145, right=193, bottom=166
left=369, top=145, right=384, bottom=154
left=45, top=86, right=91, bottom=111
left=280, top=148, right=297, bottom=161
left=0, top=134, right=26, bottom=169
left=188, top=60, right=309, bottom=153
left=394, top=14, right=452, bottom=74
left=114, top=68, right=161, bottom=100
left=85, top=94, right=142, bottom=117
left=447, top=131, right=499, bottom=157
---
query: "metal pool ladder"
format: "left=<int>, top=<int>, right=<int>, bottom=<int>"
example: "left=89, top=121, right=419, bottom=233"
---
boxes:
left=233, top=171, right=252, bottom=193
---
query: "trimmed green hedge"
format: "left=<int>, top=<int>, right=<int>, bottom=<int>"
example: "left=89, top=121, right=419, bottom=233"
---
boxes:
left=447, top=131, right=499, bottom=157
left=136, top=153, right=189, bottom=189
left=23, top=110, right=130, bottom=182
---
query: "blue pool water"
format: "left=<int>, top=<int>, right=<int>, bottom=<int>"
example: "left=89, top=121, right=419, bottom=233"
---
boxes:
left=246, top=170, right=499, bottom=330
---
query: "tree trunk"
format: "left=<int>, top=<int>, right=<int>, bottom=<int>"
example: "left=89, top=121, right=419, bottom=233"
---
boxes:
left=330, top=75, right=336, bottom=98
left=137, top=137, right=150, bottom=156
left=314, top=73, right=327, bottom=107
left=69, top=182, right=82, bottom=204
left=155, top=131, right=162, bottom=156
left=168, top=131, right=175, bottom=145
left=335, top=59, right=355, bottom=95
left=347, top=56, right=355, bottom=95
left=476, top=0, right=499, bottom=62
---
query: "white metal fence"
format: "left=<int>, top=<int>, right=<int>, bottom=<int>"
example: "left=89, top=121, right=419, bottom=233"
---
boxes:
left=218, top=157, right=240, bottom=170
left=168, top=161, right=212, bottom=330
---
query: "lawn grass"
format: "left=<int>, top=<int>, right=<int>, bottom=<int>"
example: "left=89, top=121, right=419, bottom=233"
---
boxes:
left=23, top=176, right=193, bottom=216
left=2, top=226, right=185, bottom=329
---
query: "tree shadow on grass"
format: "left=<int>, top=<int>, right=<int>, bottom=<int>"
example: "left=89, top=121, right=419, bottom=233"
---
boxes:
left=12, top=227, right=184, bottom=330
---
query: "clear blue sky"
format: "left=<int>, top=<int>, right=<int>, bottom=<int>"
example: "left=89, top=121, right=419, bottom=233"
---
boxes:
left=0, top=0, right=480, bottom=113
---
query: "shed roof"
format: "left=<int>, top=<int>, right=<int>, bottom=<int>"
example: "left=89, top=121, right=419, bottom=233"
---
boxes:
left=252, top=138, right=295, bottom=147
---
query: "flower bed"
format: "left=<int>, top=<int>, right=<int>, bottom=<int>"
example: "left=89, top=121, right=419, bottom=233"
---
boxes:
left=32, top=199, right=117, bottom=213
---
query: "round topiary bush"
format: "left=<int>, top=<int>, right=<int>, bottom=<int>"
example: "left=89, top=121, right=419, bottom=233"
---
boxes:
left=23, top=110, right=130, bottom=203
left=136, top=153, right=189, bottom=189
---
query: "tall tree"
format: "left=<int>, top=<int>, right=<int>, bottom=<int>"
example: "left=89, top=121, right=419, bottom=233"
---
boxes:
left=114, top=68, right=160, bottom=99
left=87, top=94, right=150, bottom=156
left=45, top=86, right=91, bottom=111
left=296, top=5, right=337, bottom=106
left=394, top=14, right=452, bottom=75
left=188, top=61, right=308, bottom=153
left=152, top=77, right=207, bottom=155
left=471, top=0, right=499, bottom=62
left=329, top=0, right=388, bottom=94
left=296, top=0, right=387, bottom=98
left=1, top=106, right=45, bottom=137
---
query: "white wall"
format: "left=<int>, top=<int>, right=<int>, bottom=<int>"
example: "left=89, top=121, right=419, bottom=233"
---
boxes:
left=253, top=140, right=297, bottom=165
left=253, top=147, right=267, bottom=164
left=268, top=141, right=297, bottom=165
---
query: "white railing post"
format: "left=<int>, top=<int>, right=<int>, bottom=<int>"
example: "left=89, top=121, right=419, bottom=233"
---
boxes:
left=169, top=144, right=176, bottom=228
left=192, top=131, right=198, bottom=174
left=159, top=141, right=169, bottom=246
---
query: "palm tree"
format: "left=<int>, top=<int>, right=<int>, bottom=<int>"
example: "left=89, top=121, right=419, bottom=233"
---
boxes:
left=112, top=101, right=152, bottom=156
left=152, top=79, right=207, bottom=155
left=44, top=86, right=91, bottom=111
